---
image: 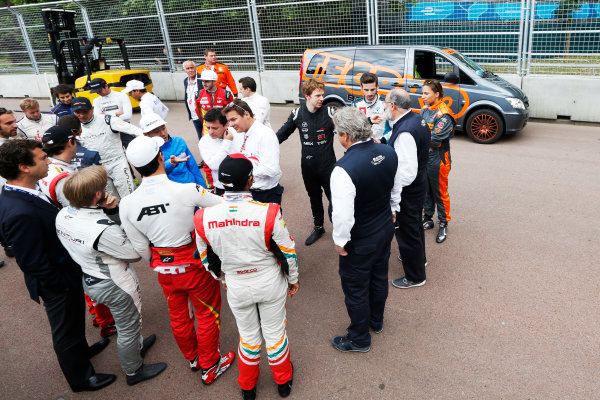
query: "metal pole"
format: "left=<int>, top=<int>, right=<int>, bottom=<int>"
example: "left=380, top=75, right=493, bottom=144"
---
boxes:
left=366, top=0, right=373, bottom=45
left=516, top=0, right=526, bottom=76
left=247, top=0, right=265, bottom=72
left=526, top=0, right=536, bottom=75
left=373, top=0, right=379, bottom=45
left=8, top=7, right=39, bottom=75
left=72, top=0, right=98, bottom=59
left=154, top=0, right=176, bottom=72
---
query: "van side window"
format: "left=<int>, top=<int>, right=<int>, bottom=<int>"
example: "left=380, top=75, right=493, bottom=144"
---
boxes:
left=353, top=49, right=406, bottom=90
left=414, top=51, right=455, bottom=81
left=305, top=51, right=354, bottom=85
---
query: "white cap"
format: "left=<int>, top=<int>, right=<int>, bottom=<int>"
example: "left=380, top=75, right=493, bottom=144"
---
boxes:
left=123, top=79, right=145, bottom=93
left=200, top=69, right=218, bottom=81
left=126, top=136, right=165, bottom=168
left=139, top=113, right=166, bottom=133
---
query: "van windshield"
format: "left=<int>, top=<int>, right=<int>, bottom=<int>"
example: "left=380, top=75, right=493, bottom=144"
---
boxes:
left=446, top=50, right=487, bottom=76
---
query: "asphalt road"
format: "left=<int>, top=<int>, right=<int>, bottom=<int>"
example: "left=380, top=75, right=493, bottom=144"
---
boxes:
left=0, top=99, right=599, bottom=400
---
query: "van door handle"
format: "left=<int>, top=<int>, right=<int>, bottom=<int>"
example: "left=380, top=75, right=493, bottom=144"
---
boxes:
left=408, top=83, right=422, bottom=89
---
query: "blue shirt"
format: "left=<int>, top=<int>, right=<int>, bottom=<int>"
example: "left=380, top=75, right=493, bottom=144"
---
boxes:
left=51, top=102, right=73, bottom=118
left=162, top=136, right=207, bottom=187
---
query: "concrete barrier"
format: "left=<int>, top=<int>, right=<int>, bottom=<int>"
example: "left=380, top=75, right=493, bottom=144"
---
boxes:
left=522, top=75, right=600, bottom=123
left=0, top=71, right=597, bottom=123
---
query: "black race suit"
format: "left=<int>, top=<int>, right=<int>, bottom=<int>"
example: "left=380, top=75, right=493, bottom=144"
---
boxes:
left=276, top=104, right=336, bottom=227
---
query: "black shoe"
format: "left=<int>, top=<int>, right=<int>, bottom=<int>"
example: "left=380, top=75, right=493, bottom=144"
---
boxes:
left=278, top=363, right=293, bottom=397
left=331, top=335, right=370, bottom=353
left=71, top=373, right=116, bottom=392
left=436, top=222, right=447, bottom=243
left=126, top=362, right=167, bottom=386
left=423, top=218, right=434, bottom=230
left=140, top=334, right=156, bottom=358
left=4, top=245, right=14, bottom=258
left=88, top=338, right=110, bottom=358
left=242, top=387, right=257, bottom=400
left=370, top=324, right=383, bottom=334
left=305, top=226, right=325, bottom=246
left=0, top=260, right=4, bottom=268
left=392, top=277, right=426, bottom=289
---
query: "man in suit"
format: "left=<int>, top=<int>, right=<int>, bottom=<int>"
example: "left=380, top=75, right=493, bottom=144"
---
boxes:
left=329, top=107, right=401, bottom=352
left=0, top=139, right=115, bottom=392
left=183, top=60, right=203, bottom=140
left=384, top=88, right=431, bottom=289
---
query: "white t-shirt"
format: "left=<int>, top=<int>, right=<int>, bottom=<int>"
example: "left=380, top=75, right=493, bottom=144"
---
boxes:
left=197, top=130, right=235, bottom=190
left=140, top=92, right=169, bottom=120
left=231, top=121, right=281, bottom=190
left=243, top=92, right=271, bottom=128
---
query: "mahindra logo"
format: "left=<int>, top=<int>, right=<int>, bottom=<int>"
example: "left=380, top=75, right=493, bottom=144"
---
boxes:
left=208, top=219, right=260, bottom=228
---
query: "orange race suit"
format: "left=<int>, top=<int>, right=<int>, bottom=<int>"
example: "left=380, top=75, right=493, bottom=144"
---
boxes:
left=196, top=63, right=238, bottom=97
left=420, top=100, right=455, bottom=224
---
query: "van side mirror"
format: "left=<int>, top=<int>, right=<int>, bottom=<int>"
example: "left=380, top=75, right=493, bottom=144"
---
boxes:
left=444, top=72, right=459, bottom=84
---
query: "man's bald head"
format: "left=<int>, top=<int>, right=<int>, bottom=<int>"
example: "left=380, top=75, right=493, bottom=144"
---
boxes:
left=387, top=88, right=411, bottom=111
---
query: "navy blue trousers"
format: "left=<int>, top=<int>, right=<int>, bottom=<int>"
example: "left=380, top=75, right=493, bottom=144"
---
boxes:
left=395, top=193, right=427, bottom=283
left=338, top=220, right=395, bottom=347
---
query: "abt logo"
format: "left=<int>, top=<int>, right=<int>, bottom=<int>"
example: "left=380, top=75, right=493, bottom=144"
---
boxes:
left=137, top=203, right=170, bottom=221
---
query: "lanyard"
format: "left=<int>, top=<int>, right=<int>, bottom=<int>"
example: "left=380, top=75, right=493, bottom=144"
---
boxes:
left=3, top=184, right=55, bottom=206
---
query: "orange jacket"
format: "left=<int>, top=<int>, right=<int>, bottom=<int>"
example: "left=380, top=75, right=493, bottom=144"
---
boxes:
left=196, top=63, right=238, bottom=96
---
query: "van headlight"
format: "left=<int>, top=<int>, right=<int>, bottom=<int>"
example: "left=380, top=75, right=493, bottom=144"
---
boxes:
left=506, top=97, right=525, bottom=110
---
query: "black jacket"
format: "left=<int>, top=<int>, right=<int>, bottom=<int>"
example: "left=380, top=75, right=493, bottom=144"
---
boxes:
left=0, top=189, right=82, bottom=303
left=276, top=104, right=336, bottom=166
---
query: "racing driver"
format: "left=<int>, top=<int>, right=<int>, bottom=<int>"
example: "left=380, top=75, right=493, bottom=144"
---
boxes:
left=194, top=154, right=299, bottom=400
left=119, top=136, right=235, bottom=385
left=276, top=78, right=336, bottom=245
left=71, top=97, right=142, bottom=199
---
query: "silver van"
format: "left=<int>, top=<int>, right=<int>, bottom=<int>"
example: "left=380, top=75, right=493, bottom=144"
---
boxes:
left=299, top=45, right=529, bottom=144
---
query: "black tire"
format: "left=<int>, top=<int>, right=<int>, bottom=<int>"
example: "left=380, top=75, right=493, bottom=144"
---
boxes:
left=466, top=109, right=504, bottom=144
left=325, top=100, right=344, bottom=110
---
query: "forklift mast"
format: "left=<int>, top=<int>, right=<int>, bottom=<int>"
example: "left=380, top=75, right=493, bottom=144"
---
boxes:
left=41, top=9, right=131, bottom=86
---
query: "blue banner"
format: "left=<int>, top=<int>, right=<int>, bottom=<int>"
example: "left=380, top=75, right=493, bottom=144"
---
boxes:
left=407, top=2, right=600, bottom=21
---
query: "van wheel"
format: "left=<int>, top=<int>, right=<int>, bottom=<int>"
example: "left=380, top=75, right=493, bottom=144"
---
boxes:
left=466, top=109, right=504, bottom=144
left=325, top=100, right=344, bottom=110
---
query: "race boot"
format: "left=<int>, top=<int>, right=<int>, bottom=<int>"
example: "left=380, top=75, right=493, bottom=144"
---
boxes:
left=201, top=351, right=235, bottom=385
left=436, top=222, right=448, bottom=243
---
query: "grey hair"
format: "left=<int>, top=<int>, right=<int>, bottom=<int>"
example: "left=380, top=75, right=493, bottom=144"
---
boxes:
left=387, top=88, right=411, bottom=110
left=183, top=60, right=195, bottom=67
left=332, top=107, right=373, bottom=142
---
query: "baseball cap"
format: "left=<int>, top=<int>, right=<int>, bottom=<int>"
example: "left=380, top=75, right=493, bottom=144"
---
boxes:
left=42, top=126, right=75, bottom=145
left=218, top=154, right=253, bottom=191
left=200, top=69, right=218, bottom=81
left=123, top=79, right=145, bottom=94
left=139, top=113, right=166, bottom=133
left=88, top=78, right=107, bottom=94
left=57, top=114, right=81, bottom=132
left=126, top=136, right=165, bottom=168
left=70, top=97, right=92, bottom=111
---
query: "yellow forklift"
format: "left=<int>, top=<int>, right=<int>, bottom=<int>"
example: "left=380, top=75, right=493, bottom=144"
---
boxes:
left=41, top=8, right=152, bottom=107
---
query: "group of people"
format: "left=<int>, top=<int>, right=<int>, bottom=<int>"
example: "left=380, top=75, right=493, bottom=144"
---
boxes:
left=0, top=47, right=456, bottom=400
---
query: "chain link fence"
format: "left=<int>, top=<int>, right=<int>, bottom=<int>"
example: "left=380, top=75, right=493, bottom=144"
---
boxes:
left=0, top=0, right=598, bottom=76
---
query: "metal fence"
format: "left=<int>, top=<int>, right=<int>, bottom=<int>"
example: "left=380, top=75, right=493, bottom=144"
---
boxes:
left=0, top=0, right=598, bottom=76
